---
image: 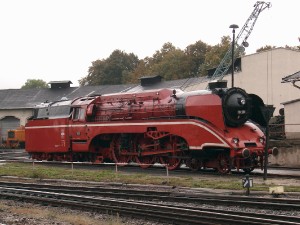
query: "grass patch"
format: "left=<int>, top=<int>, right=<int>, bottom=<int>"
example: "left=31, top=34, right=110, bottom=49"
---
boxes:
left=1, top=162, right=300, bottom=192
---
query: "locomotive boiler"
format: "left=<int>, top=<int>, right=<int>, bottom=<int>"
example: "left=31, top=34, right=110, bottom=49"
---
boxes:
left=25, top=82, right=277, bottom=173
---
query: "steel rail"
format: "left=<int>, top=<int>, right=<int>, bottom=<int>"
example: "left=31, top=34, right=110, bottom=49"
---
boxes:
left=0, top=186, right=299, bottom=225
left=0, top=182, right=299, bottom=223
left=1, top=181, right=300, bottom=208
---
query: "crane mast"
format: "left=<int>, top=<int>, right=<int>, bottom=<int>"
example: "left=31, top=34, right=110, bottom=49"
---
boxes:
left=209, top=1, right=271, bottom=82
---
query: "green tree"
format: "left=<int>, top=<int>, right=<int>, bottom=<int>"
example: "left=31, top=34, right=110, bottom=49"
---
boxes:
left=79, top=59, right=105, bottom=86
left=21, top=79, right=49, bottom=89
left=256, top=45, right=276, bottom=52
left=149, top=48, right=191, bottom=80
left=256, top=45, right=300, bottom=53
left=123, top=60, right=148, bottom=84
left=185, top=40, right=211, bottom=76
left=79, top=50, right=139, bottom=86
left=81, top=36, right=263, bottom=86
left=201, top=36, right=232, bottom=76
left=127, top=42, right=193, bottom=81
left=144, top=42, right=177, bottom=70
left=283, top=45, right=300, bottom=51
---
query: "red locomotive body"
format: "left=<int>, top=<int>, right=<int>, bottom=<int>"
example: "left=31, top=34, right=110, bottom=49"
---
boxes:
left=25, top=85, right=277, bottom=173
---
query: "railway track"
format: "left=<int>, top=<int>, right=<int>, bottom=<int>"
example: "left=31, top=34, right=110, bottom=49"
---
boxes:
left=0, top=149, right=28, bottom=160
left=0, top=181, right=299, bottom=224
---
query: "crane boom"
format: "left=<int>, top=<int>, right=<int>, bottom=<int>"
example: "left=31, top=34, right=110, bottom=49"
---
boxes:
left=209, top=1, right=271, bottom=82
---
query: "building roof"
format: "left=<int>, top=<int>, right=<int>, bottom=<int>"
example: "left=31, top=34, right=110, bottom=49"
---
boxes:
left=0, top=77, right=208, bottom=109
left=0, top=84, right=134, bottom=109
left=127, top=77, right=198, bottom=93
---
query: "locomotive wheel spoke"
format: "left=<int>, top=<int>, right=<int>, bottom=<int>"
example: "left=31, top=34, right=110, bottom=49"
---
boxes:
left=134, top=134, right=155, bottom=169
left=160, top=149, right=182, bottom=170
left=216, top=153, right=231, bottom=174
left=159, top=136, right=184, bottom=170
left=135, top=156, right=155, bottom=169
left=111, top=135, right=129, bottom=166
left=160, top=155, right=182, bottom=170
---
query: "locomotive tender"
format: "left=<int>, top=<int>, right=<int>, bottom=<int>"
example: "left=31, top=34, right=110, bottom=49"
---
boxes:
left=25, top=81, right=277, bottom=173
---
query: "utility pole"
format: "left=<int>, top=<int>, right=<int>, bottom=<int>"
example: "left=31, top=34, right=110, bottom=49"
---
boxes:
left=230, top=24, right=239, bottom=88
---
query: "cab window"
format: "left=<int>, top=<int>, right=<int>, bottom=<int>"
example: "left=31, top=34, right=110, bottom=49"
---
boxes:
left=73, top=108, right=86, bottom=120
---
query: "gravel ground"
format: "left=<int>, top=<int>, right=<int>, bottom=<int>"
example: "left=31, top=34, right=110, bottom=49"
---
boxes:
left=0, top=199, right=168, bottom=225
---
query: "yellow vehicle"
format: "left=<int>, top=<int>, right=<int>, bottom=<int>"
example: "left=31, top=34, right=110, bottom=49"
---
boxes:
left=6, top=126, right=25, bottom=148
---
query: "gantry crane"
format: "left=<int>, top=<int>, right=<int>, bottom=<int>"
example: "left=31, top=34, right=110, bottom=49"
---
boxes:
left=208, top=1, right=271, bottom=82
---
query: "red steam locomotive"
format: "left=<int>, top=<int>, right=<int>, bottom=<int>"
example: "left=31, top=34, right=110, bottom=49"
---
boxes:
left=25, top=81, right=277, bottom=173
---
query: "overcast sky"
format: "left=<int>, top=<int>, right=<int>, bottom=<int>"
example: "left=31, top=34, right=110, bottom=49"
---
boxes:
left=0, top=0, right=299, bottom=89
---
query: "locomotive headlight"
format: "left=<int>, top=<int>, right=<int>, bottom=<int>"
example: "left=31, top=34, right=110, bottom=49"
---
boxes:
left=232, top=137, right=239, bottom=144
left=259, top=137, right=265, bottom=144
left=238, top=98, right=246, bottom=105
